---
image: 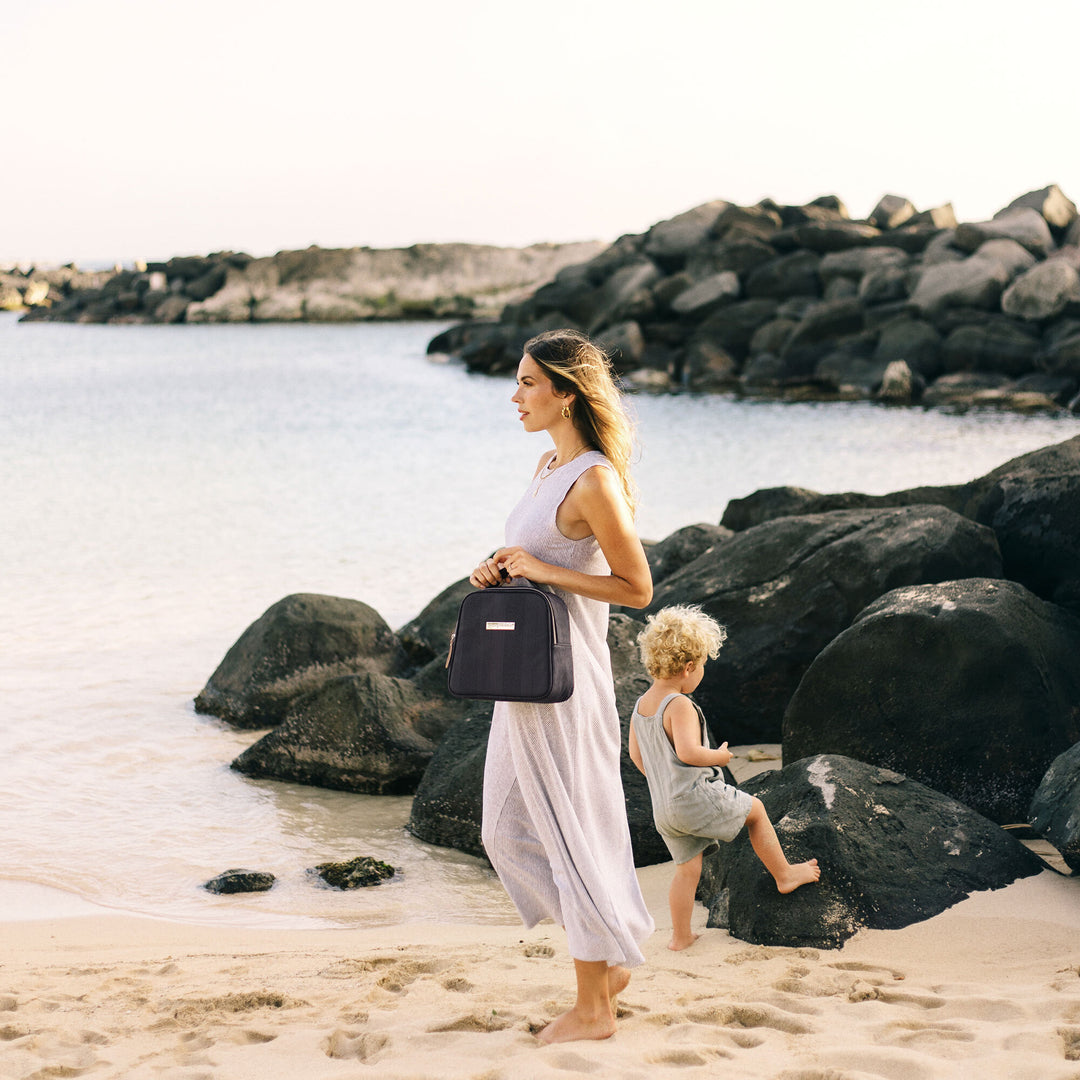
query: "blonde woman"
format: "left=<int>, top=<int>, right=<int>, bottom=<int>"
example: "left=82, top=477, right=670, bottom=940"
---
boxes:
left=470, top=329, right=654, bottom=1044
left=629, top=605, right=820, bottom=951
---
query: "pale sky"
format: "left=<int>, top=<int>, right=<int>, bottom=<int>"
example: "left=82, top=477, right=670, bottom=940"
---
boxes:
left=4, top=0, right=1078, bottom=265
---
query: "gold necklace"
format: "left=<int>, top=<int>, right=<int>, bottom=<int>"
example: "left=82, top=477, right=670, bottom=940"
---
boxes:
left=533, top=445, right=591, bottom=496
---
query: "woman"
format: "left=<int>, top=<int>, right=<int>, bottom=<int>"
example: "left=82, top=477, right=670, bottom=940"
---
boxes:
left=470, top=329, right=655, bottom=1044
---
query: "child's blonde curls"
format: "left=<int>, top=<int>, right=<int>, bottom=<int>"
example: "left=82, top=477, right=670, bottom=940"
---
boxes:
left=636, top=605, right=727, bottom=679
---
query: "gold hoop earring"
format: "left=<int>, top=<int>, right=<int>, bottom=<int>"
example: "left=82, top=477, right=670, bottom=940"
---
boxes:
left=561, top=404, right=571, bottom=420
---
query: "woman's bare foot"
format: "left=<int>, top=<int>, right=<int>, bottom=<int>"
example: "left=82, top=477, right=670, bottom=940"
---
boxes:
left=775, top=858, right=821, bottom=894
left=668, top=931, right=700, bottom=951
left=536, top=1005, right=615, bottom=1044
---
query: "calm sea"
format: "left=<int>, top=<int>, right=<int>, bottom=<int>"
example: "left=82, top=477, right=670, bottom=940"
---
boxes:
left=2, top=312, right=1077, bottom=928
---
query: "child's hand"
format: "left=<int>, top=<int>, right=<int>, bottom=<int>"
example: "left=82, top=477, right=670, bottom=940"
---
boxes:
left=715, top=741, right=733, bottom=768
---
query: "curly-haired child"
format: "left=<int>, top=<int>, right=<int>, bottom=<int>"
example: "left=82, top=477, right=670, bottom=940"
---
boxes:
left=629, top=605, right=820, bottom=950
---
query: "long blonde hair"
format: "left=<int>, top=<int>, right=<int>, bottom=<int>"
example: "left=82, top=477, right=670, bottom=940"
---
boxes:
left=524, top=329, right=639, bottom=514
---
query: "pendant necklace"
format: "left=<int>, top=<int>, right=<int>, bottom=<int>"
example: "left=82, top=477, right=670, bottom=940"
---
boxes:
left=533, top=445, right=591, bottom=497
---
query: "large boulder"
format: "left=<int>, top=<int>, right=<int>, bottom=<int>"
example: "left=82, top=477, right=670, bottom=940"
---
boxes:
left=940, top=317, right=1041, bottom=375
left=998, top=185, right=1078, bottom=233
left=645, top=506, right=1002, bottom=743
left=699, top=755, right=1043, bottom=948
left=194, top=593, right=400, bottom=728
left=953, top=208, right=1056, bottom=258
left=908, top=252, right=1012, bottom=316
left=1028, top=743, right=1080, bottom=872
left=641, top=523, right=734, bottom=588
left=782, top=579, right=1080, bottom=823
left=972, top=437, right=1080, bottom=613
left=1002, top=259, right=1080, bottom=321
left=395, top=577, right=475, bottom=671
left=230, top=672, right=441, bottom=794
left=643, top=201, right=731, bottom=266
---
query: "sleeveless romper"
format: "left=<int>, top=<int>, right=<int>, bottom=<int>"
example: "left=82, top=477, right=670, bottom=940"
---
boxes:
left=481, top=451, right=654, bottom=967
left=631, top=692, right=753, bottom=864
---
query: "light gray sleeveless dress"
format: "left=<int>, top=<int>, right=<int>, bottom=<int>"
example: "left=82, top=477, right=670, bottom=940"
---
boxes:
left=481, top=450, right=654, bottom=967
left=631, top=692, right=753, bottom=864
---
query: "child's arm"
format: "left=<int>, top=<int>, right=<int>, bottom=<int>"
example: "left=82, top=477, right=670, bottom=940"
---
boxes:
left=628, top=721, right=646, bottom=775
left=666, top=696, right=733, bottom=769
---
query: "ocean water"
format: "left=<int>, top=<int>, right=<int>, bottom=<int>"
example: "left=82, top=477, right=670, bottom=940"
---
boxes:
left=2, top=312, right=1077, bottom=928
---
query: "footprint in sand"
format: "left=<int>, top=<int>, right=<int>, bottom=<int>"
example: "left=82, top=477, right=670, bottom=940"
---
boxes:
left=323, top=1028, right=389, bottom=1061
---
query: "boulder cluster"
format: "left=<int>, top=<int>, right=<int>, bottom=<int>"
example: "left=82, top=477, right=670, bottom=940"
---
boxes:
left=196, top=434, right=1080, bottom=945
left=428, top=185, right=1080, bottom=414
left=6, top=242, right=604, bottom=324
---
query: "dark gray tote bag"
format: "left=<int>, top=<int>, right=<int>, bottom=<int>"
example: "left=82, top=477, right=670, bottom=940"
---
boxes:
left=446, top=579, right=574, bottom=703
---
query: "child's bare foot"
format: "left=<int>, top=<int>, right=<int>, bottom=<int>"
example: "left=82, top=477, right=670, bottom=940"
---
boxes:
left=668, top=932, right=700, bottom=951
left=536, top=1005, right=616, bottom=1044
left=775, top=858, right=820, bottom=894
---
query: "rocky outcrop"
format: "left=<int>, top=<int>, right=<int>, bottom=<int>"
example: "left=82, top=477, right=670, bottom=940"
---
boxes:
left=14, top=242, right=604, bottom=324
left=781, top=579, right=1080, bottom=824
left=202, top=868, right=276, bottom=894
left=310, top=856, right=395, bottom=889
left=698, top=755, right=1043, bottom=948
left=643, top=505, right=1002, bottom=743
left=429, top=185, right=1080, bottom=413
left=719, top=433, right=1080, bottom=617
left=194, top=593, right=400, bottom=729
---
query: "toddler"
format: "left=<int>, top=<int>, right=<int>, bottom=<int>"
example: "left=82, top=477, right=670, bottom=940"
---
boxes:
left=629, top=605, right=820, bottom=950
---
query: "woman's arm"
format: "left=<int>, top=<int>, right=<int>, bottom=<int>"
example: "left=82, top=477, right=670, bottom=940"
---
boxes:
left=494, top=465, right=653, bottom=608
left=665, top=697, right=733, bottom=768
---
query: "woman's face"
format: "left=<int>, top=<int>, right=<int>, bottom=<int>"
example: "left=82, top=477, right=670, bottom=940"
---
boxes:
left=512, top=353, right=573, bottom=433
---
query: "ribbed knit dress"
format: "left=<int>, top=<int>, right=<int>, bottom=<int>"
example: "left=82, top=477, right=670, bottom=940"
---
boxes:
left=481, top=450, right=654, bottom=967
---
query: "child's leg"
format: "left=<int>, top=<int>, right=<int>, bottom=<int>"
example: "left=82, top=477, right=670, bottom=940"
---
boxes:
left=744, top=797, right=820, bottom=894
left=668, top=853, right=703, bottom=950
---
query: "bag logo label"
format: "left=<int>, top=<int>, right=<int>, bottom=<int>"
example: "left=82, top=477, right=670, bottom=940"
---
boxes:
left=486, top=621, right=516, bottom=631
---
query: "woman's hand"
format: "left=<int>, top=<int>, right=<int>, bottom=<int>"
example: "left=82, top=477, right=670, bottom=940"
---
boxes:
left=469, top=555, right=507, bottom=589
left=493, top=546, right=548, bottom=583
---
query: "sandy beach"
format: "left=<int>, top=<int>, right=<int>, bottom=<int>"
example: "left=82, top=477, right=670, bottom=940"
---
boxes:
left=2, top=865, right=1078, bottom=1080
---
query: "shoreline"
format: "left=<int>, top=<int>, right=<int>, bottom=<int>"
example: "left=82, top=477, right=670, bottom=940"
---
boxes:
left=3, top=868, right=1079, bottom=1079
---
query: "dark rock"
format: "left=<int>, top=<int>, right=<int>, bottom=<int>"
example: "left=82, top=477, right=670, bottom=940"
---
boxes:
left=1041, top=318, right=1080, bottom=377
left=711, top=203, right=783, bottom=244
left=940, top=318, right=1041, bottom=376
left=954, top=209, right=1055, bottom=258
left=745, top=251, right=821, bottom=300
left=748, top=317, right=797, bottom=357
left=230, top=672, right=440, bottom=794
left=670, top=272, right=740, bottom=318
left=1012, top=372, right=1079, bottom=404
left=407, top=711, right=491, bottom=859
left=858, top=264, right=910, bottom=304
left=818, top=246, right=908, bottom=286
left=642, top=523, right=734, bottom=587
left=998, top=185, right=1078, bottom=233
left=1028, top=743, right=1080, bottom=872
left=1002, top=260, right=1080, bottom=321
left=776, top=221, right=882, bottom=253
left=872, top=317, right=942, bottom=379
left=396, top=577, right=475, bottom=670
left=643, top=201, right=731, bottom=267
left=909, top=253, right=1011, bottom=316
left=720, top=486, right=825, bottom=531
left=695, top=298, right=780, bottom=360
left=686, top=238, right=777, bottom=278
left=921, top=371, right=1012, bottom=408
left=183, top=264, right=228, bottom=301
left=699, top=755, right=1043, bottom=948
left=868, top=194, right=916, bottom=230
left=680, top=337, right=739, bottom=388
left=972, top=438, right=1080, bottom=613
left=311, top=856, right=395, bottom=889
left=645, top=506, right=1002, bottom=743
left=783, top=579, right=1080, bottom=824
left=203, top=868, right=276, bottom=894
left=782, top=298, right=864, bottom=350
left=194, top=593, right=399, bottom=729
left=598, top=320, right=647, bottom=369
